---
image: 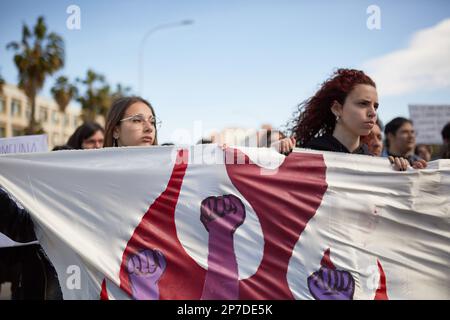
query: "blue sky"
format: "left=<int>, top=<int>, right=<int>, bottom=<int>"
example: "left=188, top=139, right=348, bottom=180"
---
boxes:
left=1, top=0, right=449, bottom=144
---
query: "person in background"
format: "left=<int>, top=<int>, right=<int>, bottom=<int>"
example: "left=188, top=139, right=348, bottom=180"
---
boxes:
left=0, top=186, right=62, bottom=300
left=361, top=119, right=384, bottom=157
left=384, top=117, right=423, bottom=166
left=67, top=122, right=104, bottom=150
left=51, top=144, right=73, bottom=151
left=440, top=122, right=450, bottom=159
left=196, top=139, right=212, bottom=145
left=414, top=144, right=432, bottom=162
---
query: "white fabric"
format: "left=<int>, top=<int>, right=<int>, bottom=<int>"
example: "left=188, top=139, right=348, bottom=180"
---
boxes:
left=0, top=146, right=448, bottom=299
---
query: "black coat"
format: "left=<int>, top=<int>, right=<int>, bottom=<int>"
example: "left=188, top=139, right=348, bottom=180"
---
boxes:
left=304, top=134, right=370, bottom=155
left=0, top=186, right=62, bottom=300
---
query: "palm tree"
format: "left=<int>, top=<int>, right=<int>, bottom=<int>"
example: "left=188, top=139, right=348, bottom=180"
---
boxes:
left=0, top=63, right=5, bottom=94
left=7, top=16, right=65, bottom=134
left=51, top=76, right=77, bottom=143
left=0, top=74, right=4, bottom=95
left=96, top=84, right=112, bottom=119
left=111, top=83, right=131, bottom=101
left=97, top=83, right=132, bottom=119
left=76, top=69, right=106, bottom=122
left=77, top=69, right=132, bottom=121
left=51, top=76, right=77, bottom=113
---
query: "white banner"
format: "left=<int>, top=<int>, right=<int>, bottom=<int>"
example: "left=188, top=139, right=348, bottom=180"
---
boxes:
left=0, top=146, right=449, bottom=300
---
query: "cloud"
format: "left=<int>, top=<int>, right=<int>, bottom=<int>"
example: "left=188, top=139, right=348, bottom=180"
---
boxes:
left=363, top=18, right=450, bottom=96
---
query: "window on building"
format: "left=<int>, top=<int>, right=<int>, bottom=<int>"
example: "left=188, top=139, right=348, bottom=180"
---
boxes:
left=0, top=98, right=5, bottom=114
left=26, top=105, right=31, bottom=120
left=52, top=111, right=59, bottom=125
left=40, top=107, right=48, bottom=123
left=52, top=133, right=59, bottom=145
left=12, top=127, right=24, bottom=136
left=64, top=114, right=70, bottom=126
left=0, top=125, right=6, bottom=138
left=11, top=99, right=21, bottom=117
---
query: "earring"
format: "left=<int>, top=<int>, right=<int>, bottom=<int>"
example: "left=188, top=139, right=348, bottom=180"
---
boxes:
left=336, top=115, right=340, bottom=122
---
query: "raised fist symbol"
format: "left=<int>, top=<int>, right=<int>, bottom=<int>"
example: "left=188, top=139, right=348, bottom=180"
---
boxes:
left=307, top=267, right=355, bottom=300
left=127, top=249, right=167, bottom=300
left=200, top=194, right=246, bottom=235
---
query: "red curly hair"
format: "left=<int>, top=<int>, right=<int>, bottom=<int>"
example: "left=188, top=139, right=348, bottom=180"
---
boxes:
left=290, top=68, right=376, bottom=147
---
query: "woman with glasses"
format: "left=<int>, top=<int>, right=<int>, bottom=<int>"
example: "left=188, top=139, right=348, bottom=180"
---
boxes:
left=104, top=96, right=161, bottom=147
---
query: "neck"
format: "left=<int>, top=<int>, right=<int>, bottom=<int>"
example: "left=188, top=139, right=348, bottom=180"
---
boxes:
left=333, top=124, right=360, bottom=153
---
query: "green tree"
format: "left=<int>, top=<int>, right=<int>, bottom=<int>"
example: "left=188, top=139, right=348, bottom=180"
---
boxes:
left=111, top=83, right=131, bottom=101
left=7, top=16, right=65, bottom=134
left=0, top=75, right=4, bottom=95
left=77, top=69, right=132, bottom=121
left=98, top=83, right=132, bottom=118
left=76, top=69, right=106, bottom=122
left=0, top=67, right=5, bottom=95
left=51, top=76, right=77, bottom=113
left=51, top=76, right=77, bottom=144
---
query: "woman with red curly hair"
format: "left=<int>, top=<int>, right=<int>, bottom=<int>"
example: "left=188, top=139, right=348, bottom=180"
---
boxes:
left=295, top=68, right=377, bottom=154
left=274, top=68, right=426, bottom=170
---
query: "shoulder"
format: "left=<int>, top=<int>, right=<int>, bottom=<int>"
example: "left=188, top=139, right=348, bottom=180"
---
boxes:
left=304, top=135, right=350, bottom=153
left=304, top=135, right=336, bottom=152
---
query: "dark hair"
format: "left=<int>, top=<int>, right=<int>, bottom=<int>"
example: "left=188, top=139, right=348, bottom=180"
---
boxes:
left=67, top=122, right=104, bottom=149
left=289, top=68, right=376, bottom=147
left=104, top=96, right=158, bottom=147
left=441, top=122, right=450, bottom=159
left=442, top=122, right=450, bottom=141
left=196, top=138, right=212, bottom=145
left=384, top=117, right=413, bottom=149
left=52, top=144, right=73, bottom=151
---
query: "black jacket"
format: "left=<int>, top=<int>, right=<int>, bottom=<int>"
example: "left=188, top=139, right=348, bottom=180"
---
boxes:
left=304, top=134, right=370, bottom=155
left=0, top=186, right=62, bottom=300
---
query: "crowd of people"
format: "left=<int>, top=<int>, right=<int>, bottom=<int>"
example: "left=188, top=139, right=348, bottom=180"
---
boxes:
left=1, top=68, right=450, bottom=299
left=51, top=69, right=450, bottom=167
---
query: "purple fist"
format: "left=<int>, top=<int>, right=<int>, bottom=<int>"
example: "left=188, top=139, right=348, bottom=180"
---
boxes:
left=127, top=249, right=166, bottom=300
left=307, top=266, right=355, bottom=300
left=200, top=194, right=246, bottom=234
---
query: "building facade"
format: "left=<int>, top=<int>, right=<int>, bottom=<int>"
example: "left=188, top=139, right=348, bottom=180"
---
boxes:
left=0, top=83, right=82, bottom=150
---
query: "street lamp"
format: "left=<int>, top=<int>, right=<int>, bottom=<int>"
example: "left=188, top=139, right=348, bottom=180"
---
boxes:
left=138, top=20, right=194, bottom=94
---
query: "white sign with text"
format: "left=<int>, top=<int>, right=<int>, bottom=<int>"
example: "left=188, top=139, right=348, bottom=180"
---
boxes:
left=408, top=105, right=450, bottom=144
left=0, top=134, right=48, bottom=154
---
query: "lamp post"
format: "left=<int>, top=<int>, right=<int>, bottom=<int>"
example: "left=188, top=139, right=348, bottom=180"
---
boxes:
left=138, top=20, right=194, bottom=95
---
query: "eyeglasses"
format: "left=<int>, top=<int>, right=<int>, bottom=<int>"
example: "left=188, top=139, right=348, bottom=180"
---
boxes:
left=120, top=114, right=161, bottom=129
